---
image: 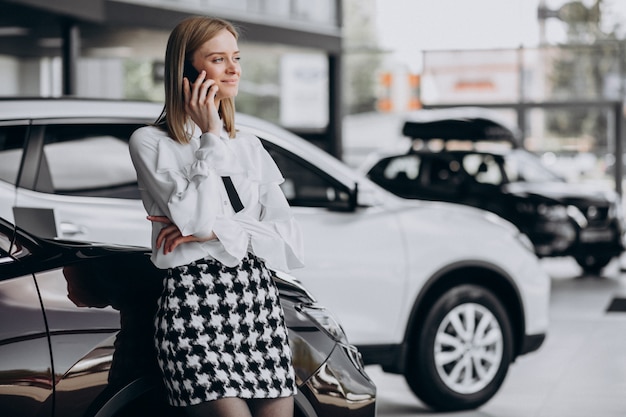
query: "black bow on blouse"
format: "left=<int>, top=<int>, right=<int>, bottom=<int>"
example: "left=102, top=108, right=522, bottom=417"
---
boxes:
left=221, top=176, right=244, bottom=213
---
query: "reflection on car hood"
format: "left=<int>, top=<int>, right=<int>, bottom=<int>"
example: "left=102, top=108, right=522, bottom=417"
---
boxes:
left=504, top=181, right=617, bottom=205
left=272, top=270, right=316, bottom=304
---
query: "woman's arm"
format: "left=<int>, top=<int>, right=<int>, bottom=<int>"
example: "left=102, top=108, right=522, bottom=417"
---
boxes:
left=212, top=141, right=304, bottom=271
left=148, top=215, right=217, bottom=255
left=128, top=127, right=225, bottom=241
left=237, top=182, right=305, bottom=271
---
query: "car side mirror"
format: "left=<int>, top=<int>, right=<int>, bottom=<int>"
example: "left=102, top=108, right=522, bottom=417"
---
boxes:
left=328, top=182, right=358, bottom=212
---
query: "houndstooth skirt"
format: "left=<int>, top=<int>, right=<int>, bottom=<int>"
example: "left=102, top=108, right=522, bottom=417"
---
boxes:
left=153, top=253, right=296, bottom=407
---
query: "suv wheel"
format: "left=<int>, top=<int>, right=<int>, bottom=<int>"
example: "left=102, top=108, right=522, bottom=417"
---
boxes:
left=405, top=284, right=513, bottom=411
left=574, top=254, right=613, bottom=274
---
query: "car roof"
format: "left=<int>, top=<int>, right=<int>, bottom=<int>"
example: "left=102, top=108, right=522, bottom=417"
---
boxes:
left=402, top=107, right=522, bottom=148
left=410, top=148, right=512, bottom=157
left=0, top=97, right=164, bottom=120
left=0, top=97, right=362, bottom=191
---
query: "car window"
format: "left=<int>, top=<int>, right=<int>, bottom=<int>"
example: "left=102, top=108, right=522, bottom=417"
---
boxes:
left=462, top=154, right=503, bottom=185
left=0, top=125, right=28, bottom=185
left=40, top=123, right=142, bottom=199
left=0, top=224, right=29, bottom=264
left=0, top=229, right=11, bottom=260
left=366, top=155, right=423, bottom=198
left=382, top=155, right=421, bottom=181
left=505, top=150, right=562, bottom=183
left=425, top=157, right=467, bottom=190
left=262, top=142, right=352, bottom=208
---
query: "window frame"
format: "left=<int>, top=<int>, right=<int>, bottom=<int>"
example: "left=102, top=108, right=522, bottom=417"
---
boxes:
left=20, top=118, right=150, bottom=199
left=260, top=138, right=356, bottom=210
left=0, top=120, right=30, bottom=188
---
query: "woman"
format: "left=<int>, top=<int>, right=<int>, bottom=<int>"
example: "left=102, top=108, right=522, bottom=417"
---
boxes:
left=128, top=16, right=304, bottom=417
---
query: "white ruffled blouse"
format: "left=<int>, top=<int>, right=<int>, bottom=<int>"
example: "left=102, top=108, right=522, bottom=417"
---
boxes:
left=128, top=124, right=305, bottom=271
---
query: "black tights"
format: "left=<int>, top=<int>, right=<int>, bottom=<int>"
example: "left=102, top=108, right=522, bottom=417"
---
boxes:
left=184, top=396, right=293, bottom=417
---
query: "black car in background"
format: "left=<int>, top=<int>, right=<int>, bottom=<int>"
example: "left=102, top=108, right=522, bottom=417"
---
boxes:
left=363, top=108, right=626, bottom=273
left=0, top=216, right=375, bottom=417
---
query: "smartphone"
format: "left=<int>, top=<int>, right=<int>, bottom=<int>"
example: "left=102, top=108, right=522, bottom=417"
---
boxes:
left=183, top=61, right=200, bottom=84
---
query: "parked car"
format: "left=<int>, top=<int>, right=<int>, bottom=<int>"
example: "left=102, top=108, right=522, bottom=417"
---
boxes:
left=0, top=214, right=375, bottom=417
left=362, top=107, right=626, bottom=273
left=0, top=98, right=550, bottom=410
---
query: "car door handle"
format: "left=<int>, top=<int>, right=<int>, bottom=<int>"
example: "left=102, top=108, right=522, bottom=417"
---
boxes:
left=59, top=222, right=86, bottom=236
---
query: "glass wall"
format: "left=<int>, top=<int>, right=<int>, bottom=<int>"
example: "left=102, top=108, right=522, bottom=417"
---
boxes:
left=419, top=44, right=626, bottom=190
left=421, top=45, right=626, bottom=105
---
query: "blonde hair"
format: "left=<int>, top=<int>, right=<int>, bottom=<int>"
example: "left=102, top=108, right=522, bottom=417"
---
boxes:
left=155, top=16, right=239, bottom=142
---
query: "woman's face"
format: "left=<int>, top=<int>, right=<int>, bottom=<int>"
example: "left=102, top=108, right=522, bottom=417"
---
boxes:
left=190, top=29, right=241, bottom=100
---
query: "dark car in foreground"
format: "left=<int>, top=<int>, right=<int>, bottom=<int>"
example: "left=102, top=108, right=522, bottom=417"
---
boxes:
left=0, top=216, right=375, bottom=417
left=363, top=108, right=626, bottom=273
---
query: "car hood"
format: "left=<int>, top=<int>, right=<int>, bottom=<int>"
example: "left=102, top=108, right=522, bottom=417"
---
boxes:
left=394, top=196, right=521, bottom=235
left=503, top=181, right=618, bottom=205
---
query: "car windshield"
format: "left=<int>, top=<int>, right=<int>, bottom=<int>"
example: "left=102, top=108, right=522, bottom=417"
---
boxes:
left=503, top=149, right=563, bottom=183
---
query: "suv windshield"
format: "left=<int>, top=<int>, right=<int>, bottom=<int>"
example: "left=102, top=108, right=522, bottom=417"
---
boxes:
left=503, top=150, right=563, bottom=183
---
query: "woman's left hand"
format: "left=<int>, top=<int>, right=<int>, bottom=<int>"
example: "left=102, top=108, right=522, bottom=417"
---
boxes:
left=148, top=215, right=217, bottom=254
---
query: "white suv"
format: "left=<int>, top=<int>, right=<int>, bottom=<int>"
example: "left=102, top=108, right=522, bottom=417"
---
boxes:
left=0, top=98, right=550, bottom=411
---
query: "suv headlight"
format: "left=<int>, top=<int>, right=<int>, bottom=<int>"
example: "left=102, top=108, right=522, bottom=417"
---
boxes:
left=537, top=203, right=567, bottom=220
left=566, top=205, right=588, bottom=228
left=609, top=197, right=625, bottom=223
left=537, top=204, right=587, bottom=228
left=296, top=304, right=349, bottom=345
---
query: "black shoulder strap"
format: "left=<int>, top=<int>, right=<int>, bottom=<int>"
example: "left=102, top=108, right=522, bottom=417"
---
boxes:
left=221, top=176, right=244, bottom=213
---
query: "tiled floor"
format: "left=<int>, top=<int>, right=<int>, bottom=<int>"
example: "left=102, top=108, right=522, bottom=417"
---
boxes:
left=369, top=257, right=626, bottom=417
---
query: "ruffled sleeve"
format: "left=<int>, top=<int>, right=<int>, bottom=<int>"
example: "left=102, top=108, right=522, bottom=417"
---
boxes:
left=129, top=127, right=227, bottom=240
left=222, top=136, right=305, bottom=272
left=250, top=182, right=305, bottom=271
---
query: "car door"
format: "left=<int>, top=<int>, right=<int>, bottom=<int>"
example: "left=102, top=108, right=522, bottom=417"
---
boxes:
left=261, top=140, right=408, bottom=345
left=0, top=221, right=54, bottom=417
left=14, top=120, right=151, bottom=247
left=34, top=261, right=121, bottom=417
left=459, top=153, right=515, bottom=218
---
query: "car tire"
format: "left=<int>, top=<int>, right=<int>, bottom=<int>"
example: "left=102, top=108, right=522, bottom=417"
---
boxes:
left=405, top=284, right=514, bottom=411
left=574, top=254, right=613, bottom=274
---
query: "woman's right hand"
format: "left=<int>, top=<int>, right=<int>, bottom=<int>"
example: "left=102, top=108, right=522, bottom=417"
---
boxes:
left=148, top=215, right=217, bottom=255
left=183, top=70, right=222, bottom=136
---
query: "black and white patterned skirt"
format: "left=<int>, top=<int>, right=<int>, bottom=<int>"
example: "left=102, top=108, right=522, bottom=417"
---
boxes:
left=154, top=253, right=296, bottom=407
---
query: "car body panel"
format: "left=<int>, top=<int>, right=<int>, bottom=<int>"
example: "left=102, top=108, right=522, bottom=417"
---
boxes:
left=0, top=274, right=54, bottom=417
left=15, top=187, right=147, bottom=244
left=392, top=200, right=550, bottom=336
left=290, top=204, right=407, bottom=343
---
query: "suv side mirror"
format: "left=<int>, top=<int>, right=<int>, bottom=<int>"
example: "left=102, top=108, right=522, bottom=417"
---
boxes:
left=328, top=182, right=358, bottom=212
